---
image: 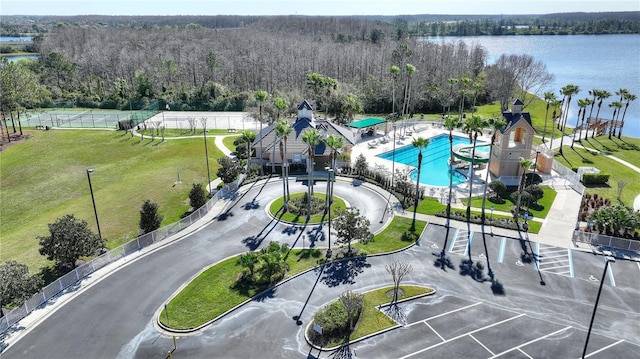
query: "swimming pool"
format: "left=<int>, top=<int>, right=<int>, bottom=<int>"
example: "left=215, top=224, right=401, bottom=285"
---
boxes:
left=377, top=134, right=488, bottom=186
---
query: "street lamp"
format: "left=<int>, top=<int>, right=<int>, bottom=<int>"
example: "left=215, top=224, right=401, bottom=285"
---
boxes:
left=325, top=168, right=334, bottom=258
left=490, top=205, right=495, bottom=234
left=582, top=255, right=616, bottom=359
left=86, top=169, right=102, bottom=240
left=523, top=213, right=529, bottom=233
left=203, top=127, right=212, bottom=196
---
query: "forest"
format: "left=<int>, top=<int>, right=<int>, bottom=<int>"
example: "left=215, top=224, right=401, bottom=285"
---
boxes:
left=2, top=12, right=635, bottom=129
left=1, top=13, right=567, bottom=132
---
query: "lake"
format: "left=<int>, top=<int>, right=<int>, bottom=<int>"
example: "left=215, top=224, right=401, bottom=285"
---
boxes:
left=0, top=36, right=32, bottom=42
left=426, top=34, right=640, bottom=138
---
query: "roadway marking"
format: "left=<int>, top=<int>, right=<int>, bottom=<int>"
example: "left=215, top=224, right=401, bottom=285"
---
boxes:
left=536, top=243, right=573, bottom=278
left=447, top=228, right=460, bottom=253
left=470, top=334, right=495, bottom=356
left=405, top=302, right=483, bottom=328
left=606, top=258, right=616, bottom=287
left=424, top=322, right=445, bottom=342
left=430, top=243, right=439, bottom=249
left=489, top=326, right=572, bottom=358
left=582, top=339, right=624, bottom=358
left=449, top=230, right=473, bottom=256
left=637, top=262, right=640, bottom=271
left=398, top=313, right=525, bottom=359
left=518, top=348, right=534, bottom=359
left=498, top=237, right=506, bottom=263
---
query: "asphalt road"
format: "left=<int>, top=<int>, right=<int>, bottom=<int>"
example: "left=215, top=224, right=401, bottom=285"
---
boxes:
left=3, top=179, right=639, bottom=359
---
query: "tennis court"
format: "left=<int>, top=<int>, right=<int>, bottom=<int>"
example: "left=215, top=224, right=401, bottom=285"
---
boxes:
left=22, top=109, right=156, bottom=129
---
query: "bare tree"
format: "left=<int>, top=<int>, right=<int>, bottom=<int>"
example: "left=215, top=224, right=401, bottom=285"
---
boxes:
left=187, top=116, right=198, bottom=134
left=385, top=259, right=413, bottom=303
left=339, top=290, right=364, bottom=332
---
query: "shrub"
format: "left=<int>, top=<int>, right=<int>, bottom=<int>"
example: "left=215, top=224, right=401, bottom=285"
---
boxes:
left=189, top=183, right=207, bottom=209
left=582, top=173, right=610, bottom=185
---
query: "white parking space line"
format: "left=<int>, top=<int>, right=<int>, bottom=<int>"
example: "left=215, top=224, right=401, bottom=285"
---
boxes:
left=405, top=302, right=482, bottom=328
left=398, top=313, right=525, bottom=359
left=606, top=259, right=616, bottom=287
left=582, top=339, right=624, bottom=358
left=470, top=334, right=496, bottom=356
left=424, top=322, right=446, bottom=342
left=518, top=348, right=534, bottom=359
left=489, top=326, right=572, bottom=358
left=536, top=243, right=573, bottom=278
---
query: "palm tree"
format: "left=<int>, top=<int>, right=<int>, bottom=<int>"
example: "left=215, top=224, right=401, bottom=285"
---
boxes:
left=411, top=137, right=430, bottom=230
left=541, top=91, right=556, bottom=145
left=401, top=64, right=416, bottom=135
left=255, top=90, right=268, bottom=175
left=325, top=134, right=345, bottom=172
left=586, top=88, right=600, bottom=138
left=618, top=92, right=636, bottom=138
left=458, top=76, right=472, bottom=121
left=464, top=115, right=489, bottom=219
left=515, top=157, right=535, bottom=225
left=324, top=134, right=344, bottom=218
left=573, top=98, right=591, bottom=147
left=390, top=65, right=400, bottom=115
left=275, top=119, right=292, bottom=210
left=608, top=101, right=623, bottom=140
left=470, top=77, right=484, bottom=115
left=444, top=116, right=462, bottom=227
left=447, top=78, right=459, bottom=115
left=241, top=130, right=256, bottom=162
left=301, top=128, right=321, bottom=219
left=558, top=84, right=579, bottom=155
left=480, top=118, right=506, bottom=225
left=592, top=89, right=611, bottom=138
left=548, top=98, right=562, bottom=150
left=341, top=94, right=362, bottom=123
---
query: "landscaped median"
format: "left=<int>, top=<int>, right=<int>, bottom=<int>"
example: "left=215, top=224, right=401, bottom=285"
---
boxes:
left=305, top=285, right=436, bottom=349
left=156, top=216, right=427, bottom=332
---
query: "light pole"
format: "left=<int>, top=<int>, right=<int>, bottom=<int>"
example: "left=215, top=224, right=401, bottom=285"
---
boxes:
left=86, top=169, right=102, bottom=240
left=203, top=127, right=212, bottom=196
left=582, top=255, right=616, bottom=359
left=490, top=205, right=495, bottom=234
left=523, top=213, right=529, bottom=233
left=325, top=168, right=334, bottom=258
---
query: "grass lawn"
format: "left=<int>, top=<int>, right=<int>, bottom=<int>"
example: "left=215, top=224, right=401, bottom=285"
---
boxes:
left=0, top=129, right=222, bottom=272
left=137, top=128, right=239, bottom=138
left=354, top=216, right=426, bottom=254
left=222, top=135, right=241, bottom=153
left=416, top=197, right=447, bottom=215
left=574, top=135, right=640, bottom=168
left=464, top=186, right=557, bottom=219
left=344, top=285, right=433, bottom=345
left=269, top=192, right=347, bottom=224
left=161, top=216, right=425, bottom=330
left=447, top=208, right=542, bottom=234
left=555, top=143, right=640, bottom=206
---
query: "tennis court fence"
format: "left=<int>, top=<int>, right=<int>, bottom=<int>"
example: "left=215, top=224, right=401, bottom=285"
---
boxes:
left=23, top=110, right=157, bottom=129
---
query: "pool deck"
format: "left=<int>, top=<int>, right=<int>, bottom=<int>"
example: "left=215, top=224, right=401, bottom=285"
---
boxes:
left=352, top=122, right=489, bottom=200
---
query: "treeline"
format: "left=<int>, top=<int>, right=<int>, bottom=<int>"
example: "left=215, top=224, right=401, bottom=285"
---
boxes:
left=411, top=17, right=640, bottom=36
left=30, top=23, right=493, bottom=115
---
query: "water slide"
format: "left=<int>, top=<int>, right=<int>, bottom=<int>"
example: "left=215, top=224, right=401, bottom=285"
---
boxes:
left=452, top=143, right=491, bottom=164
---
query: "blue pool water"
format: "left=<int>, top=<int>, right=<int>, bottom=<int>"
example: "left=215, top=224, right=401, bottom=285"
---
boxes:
left=377, top=134, right=487, bottom=186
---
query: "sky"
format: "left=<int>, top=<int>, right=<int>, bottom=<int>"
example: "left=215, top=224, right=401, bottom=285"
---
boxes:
left=2, top=0, right=639, bottom=16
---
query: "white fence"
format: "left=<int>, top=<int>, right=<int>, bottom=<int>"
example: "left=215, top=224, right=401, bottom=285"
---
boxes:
left=0, top=194, right=223, bottom=335
left=573, top=230, right=640, bottom=252
left=552, top=161, right=585, bottom=194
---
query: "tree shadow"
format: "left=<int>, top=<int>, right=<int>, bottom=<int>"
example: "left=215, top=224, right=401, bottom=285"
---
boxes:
left=432, top=224, right=455, bottom=271
left=242, top=208, right=284, bottom=250
left=293, top=263, right=326, bottom=325
left=253, top=286, right=277, bottom=303
left=382, top=303, right=407, bottom=325
left=328, top=339, right=356, bottom=359
left=306, top=224, right=325, bottom=248
left=242, top=198, right=260, bottom=210
left=320, top=257, right=371, bottom=288
left=459, top=258, right=486, bottom=282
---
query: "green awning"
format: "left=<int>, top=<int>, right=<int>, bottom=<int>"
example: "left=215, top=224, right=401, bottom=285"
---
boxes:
left=347, top=117, right=386, bottom=129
